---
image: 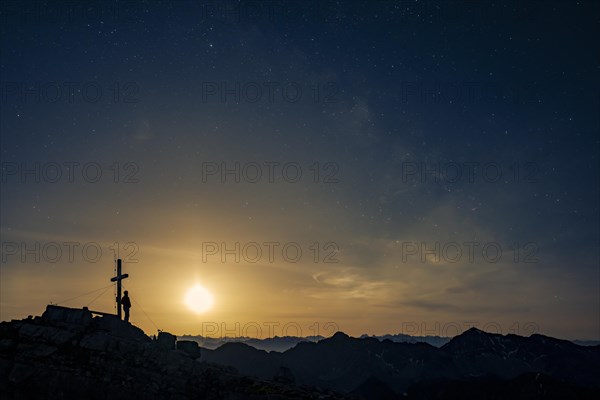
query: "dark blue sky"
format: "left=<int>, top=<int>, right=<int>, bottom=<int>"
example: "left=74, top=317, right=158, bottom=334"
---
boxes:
left=1, top=1, right=598, bottom=338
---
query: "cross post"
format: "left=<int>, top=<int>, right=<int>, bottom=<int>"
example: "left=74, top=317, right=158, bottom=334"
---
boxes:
left=110, top=259, right=129, bottom=319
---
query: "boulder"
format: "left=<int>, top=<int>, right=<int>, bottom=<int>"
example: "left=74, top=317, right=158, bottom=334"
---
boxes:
left=94, top=315, right=150, bottom=343
left=41, top=305, right=93, bottom=327
left=18, top=323, right=77, bottom=346
left=15, top=342, right=57, bottom=358
left=156, top=332, right=176, bottom=351
left=176, top=340, right=201, bottom=359
left=273, top=366, right=295, bottom=384
left=79, top=332, right=112, bottom=352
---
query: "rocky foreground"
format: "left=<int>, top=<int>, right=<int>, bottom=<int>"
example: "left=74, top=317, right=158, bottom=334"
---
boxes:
left=2, top=305, right=599, bottom=399
left=0, top=305, right=349, bottom=400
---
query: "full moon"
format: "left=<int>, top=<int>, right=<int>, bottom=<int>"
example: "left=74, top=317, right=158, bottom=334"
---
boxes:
left=184, top=284, right=214, bottom=314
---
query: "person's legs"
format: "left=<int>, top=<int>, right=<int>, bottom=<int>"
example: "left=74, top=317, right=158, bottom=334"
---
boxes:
left=124, top=307, right=130, bottom=322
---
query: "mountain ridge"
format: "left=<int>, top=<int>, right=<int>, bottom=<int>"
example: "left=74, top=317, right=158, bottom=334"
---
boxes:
left=0, top=305, right=350, bottom=399
left=202, top=326, right=600, bottom=397
left=2, top=306, right=599, bottom=399
left=180, top=327, right=597, bottom=353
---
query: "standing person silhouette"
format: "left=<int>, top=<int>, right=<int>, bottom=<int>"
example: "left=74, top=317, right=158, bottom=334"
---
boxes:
left=121, top=290, right=132, bottom=323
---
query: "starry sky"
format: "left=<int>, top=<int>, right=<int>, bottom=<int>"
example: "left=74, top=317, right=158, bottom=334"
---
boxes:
left=1, top=0, right=599, bottom=340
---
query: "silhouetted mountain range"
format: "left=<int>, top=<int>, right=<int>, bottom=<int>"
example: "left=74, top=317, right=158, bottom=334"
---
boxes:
left=178, top=334, right=325, bottom=352
left=180, top=332, right=597, bottom=353
left=1, top=306, right=599, bottom=399
left=178, top=332, right=450, bottom=352
left=202, top=329, right=600, bottom=399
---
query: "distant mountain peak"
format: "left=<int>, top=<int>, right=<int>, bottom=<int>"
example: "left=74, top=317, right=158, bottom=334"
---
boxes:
left=463, top=326, right=486, bottom=335
left=441, top=327, right=503, bottom=353
left=330, top=331, right=351, bottom=340
left=451, top=326, right=499, bottom=343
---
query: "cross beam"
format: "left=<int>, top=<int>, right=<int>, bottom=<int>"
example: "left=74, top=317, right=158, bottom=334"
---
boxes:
left=110, top=259, right=129, bottom=319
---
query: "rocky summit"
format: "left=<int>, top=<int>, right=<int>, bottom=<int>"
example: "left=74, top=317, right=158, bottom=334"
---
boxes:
left=0, top=305, right=348, bottom=400
left=2, top=306, right=599, bottom=399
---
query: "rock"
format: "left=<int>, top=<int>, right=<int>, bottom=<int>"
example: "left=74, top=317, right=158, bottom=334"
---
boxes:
left=15, top=343, right=57, bottom=358
left=0, top=339, right=16, bottom=352
left=94, top=314, right=150, bottom=343
left=176, top=340, right=201, bottom=359
left=42, top=305, right=93, bottom=328
left=156, top=331, right=176, bottom=351
left=0, top=306, right=352, bottom=399
left=0, top=358, right=12, bottom=377
left=18, top=323, right=77, bottom=346
left=274, top=366, right=295, bottom=384
left=8, top=363, right=35, bottom=383
left=79, top=332, right=111, bottom=352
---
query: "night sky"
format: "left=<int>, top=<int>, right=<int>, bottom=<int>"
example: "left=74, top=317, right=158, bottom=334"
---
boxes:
left=1, top=0, right=599, bottom=340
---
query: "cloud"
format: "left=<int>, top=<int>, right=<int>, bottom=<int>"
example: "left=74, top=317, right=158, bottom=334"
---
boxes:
left=309, top=267, right=387, bottom=299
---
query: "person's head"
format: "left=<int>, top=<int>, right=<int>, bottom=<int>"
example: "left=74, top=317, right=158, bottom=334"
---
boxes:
left=124, top=290, right=129, bottom=296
